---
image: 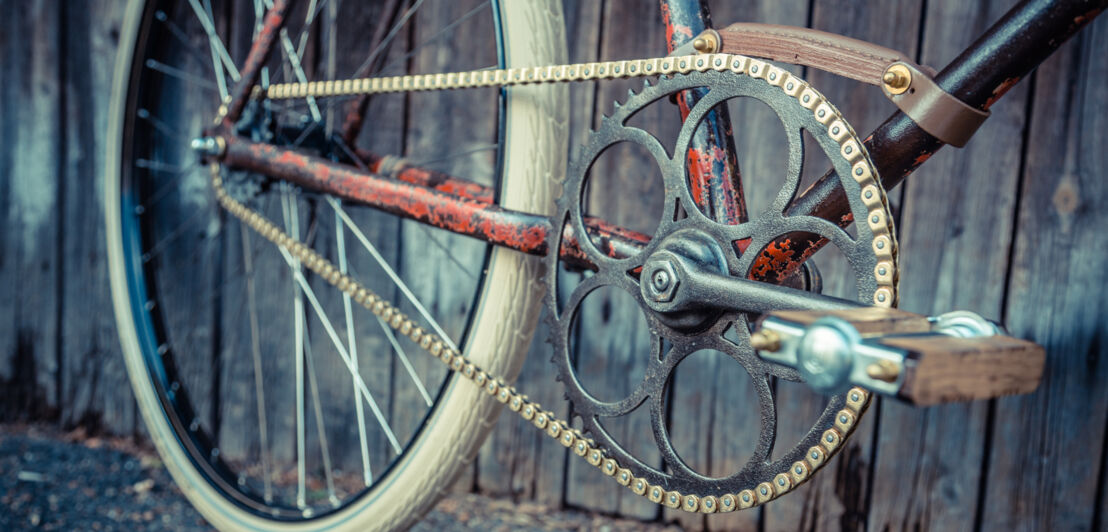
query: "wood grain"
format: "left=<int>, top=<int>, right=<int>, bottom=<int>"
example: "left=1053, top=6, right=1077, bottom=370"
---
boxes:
left=980, top=15, right=1108, bottom=532
left=0, top=0, right=62, bottom=422
left=769, top=307, right=932, bottom=335
left=865, top=0, right=1031, bottom=528
left=890, top=334, right=1045, bottom=406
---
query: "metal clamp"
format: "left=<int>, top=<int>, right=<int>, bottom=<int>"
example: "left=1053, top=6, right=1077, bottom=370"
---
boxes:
left=881, top=61, right=990, bottom=147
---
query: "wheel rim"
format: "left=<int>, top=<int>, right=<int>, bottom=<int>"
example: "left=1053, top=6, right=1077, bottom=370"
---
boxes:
left=113, top=0, right=513, bottom=520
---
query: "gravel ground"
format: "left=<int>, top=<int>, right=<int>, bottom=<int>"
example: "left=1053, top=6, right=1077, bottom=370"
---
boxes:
left=0, top=424, right=681, bottom=531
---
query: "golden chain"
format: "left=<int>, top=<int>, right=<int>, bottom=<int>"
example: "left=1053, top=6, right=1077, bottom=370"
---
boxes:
left=221, top=52, right=898, bottom=513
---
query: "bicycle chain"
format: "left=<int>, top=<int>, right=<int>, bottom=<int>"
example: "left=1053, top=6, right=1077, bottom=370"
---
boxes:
left=217, top=52, right=897, bottom=513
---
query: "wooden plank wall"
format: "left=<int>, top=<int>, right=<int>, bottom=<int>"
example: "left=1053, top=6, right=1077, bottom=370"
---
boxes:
left=1, top=1, right=1107, bottom=530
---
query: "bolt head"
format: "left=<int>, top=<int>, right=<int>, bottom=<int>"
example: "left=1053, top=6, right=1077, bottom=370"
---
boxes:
left=882, top=64, right=912, bottom=94
left=652, top=270, right=670, bottom=291
left=643, top=259, right=680, bottom=303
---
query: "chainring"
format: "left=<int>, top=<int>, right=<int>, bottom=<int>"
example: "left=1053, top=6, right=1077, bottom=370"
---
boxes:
left=544, top=67, right=899, bottom=504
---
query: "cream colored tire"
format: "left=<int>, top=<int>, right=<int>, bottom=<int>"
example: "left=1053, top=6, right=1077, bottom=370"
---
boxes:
left=105, top=1, right=567, bottom=530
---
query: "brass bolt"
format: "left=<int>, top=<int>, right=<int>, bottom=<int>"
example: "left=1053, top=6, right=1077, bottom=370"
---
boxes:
left=865, top=359, right=900, bottom=382
left=691, top=30, right=719, bottom=54
left=750, top=329, right=781, bottom=352
left=882, top=64, right=911, bottom=94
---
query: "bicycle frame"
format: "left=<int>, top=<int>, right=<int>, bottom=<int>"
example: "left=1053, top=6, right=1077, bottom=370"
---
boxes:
left=212, top=0, right=1106, bottom=281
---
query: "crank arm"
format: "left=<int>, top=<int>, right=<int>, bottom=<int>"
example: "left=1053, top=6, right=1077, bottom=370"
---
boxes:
left=751, top=309, right=1045, bottom=406
left=637, top=240, right=1045, bottom=405
left=639, top=237, right=864, bottom=316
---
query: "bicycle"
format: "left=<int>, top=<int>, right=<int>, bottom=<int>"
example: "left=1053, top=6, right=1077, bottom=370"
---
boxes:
left=104, top=0, right=1103, bottom=530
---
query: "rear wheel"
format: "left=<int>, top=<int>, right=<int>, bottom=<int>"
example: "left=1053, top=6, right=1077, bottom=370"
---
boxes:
left=105, top=1, right=567, bottom=529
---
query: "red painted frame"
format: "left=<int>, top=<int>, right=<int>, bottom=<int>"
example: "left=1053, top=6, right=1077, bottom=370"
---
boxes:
left=212, top=0, right=1106, bottom=283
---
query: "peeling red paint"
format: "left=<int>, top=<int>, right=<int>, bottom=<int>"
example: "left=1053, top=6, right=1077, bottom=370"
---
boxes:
left=912, top=151, right=933, bottom=169
left=748, top=234, right=828, bottom=283
left=224, top=0, right=290, bottom=126
left=222, top=136, right=651, bottom=270
left=356, top=149, right=495, bottom=204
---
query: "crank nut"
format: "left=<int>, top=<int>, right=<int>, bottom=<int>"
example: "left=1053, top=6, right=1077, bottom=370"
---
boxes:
left=642, top=258, right=680, bottom=303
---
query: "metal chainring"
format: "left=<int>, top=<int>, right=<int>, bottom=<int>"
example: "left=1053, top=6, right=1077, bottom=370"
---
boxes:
left=544, top=68, right=899, bottom=502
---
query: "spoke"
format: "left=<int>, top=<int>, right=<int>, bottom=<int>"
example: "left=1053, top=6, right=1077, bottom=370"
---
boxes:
left=135, top=158, right=188, bottom=174
left=252, top=0, right=265, bottom=39
left=141, top=163, right=201, bottom=210
left=294, top=0, right=330, bottom=59
left=351, top=0, right=425, bottom=78
left=145, top=59, right=219, bottom=92
left=278, top=28, right=322, bottom=122
left=240, top=225, right=274, bottom=503
left=414, top=224, right=478, bottom=283
left=328, top=197, right=459, bottom=352
left=280, top=187, right=308, bottom=509
left=322, top=0, right=338, bottom=138
left=334, top=205, right=373, bottom=486
left=291, top=119, right=321, bottom=147
left=373, top=312, right=433, bottom=406
left=278, top=245, right=403, bottom=454
left=136, top=108, right=190, bottom=142
left=188, top=0, right=241, bottom=81
left=153, top=10, right=211, bottom=68
left=142, top=208, right=210, bottom=262
left=408, top=143, right=498, bottom=168
left=303, top=332, right=340, bottom=507
left=208, top=34, right=230, bottom=100
left=376, top=3, right=488, bottom=74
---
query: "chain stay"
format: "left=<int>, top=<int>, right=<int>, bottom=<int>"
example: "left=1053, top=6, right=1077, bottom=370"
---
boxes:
left=226, top=52, right=899, bottom=512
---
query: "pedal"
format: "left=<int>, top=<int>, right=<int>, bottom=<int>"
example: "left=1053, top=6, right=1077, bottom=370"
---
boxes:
left=752, top=308, right=1045, bottom=406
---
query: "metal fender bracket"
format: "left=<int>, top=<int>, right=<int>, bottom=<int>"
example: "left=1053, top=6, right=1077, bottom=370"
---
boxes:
left=752, top=308, right=1044, bottom=406
left=880, top=61, right=990, bottom=147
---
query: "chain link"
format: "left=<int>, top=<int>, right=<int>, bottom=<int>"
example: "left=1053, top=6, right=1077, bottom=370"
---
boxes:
left=223, top=52, right=897, bottom=513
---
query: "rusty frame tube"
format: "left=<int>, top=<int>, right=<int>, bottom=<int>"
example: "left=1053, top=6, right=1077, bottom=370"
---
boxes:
left=223, top=0, right=292, bottom=126
left=661, top=0, right=748, bottom=225
left=749, top=0, right=1107, bottom=283
left=354, top=149, right=495, bottom=204
left=221, top=136, right=650, bottom=268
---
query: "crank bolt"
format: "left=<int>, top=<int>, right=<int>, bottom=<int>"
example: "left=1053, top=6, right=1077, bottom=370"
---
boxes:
left=652, top=270, right=671, bottom=291
left=642, top=259, right=680, bottom=303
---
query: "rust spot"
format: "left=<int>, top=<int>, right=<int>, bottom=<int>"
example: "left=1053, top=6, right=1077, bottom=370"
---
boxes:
left=224, top=136, right=650, bottom=271
left=985, top=76, right=1021, bottom=109
left=912, top=151, right=933, bottom=169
